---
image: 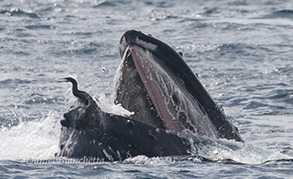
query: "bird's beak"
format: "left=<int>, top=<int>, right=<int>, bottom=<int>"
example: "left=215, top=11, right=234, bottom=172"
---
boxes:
left=56, top=78, right=68, bottom=83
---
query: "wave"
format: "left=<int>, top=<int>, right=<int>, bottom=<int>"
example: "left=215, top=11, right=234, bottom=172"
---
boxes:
left=123, top=155, right=293, bottom=165
left=260, top=9, right=293, bottom=19
left=25, top=25, right=55, bottom=30
left=0, top=78, right=34, bottom=89
left=0, top=8, right=39, bottom=18
left=93, top=0, right=131, bottom=8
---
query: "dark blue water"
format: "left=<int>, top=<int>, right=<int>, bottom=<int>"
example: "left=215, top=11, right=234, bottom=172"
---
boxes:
left=1, top=0, right=293, bottom=178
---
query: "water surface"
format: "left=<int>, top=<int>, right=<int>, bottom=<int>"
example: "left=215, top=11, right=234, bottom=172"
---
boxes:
left=1, top=0, right=293, bottom=178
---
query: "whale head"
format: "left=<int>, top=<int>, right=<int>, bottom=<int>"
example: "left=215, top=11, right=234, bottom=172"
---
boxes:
left=56, top=30, right=243, bottom=161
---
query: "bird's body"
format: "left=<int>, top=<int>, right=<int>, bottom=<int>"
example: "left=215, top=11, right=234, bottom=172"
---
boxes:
left=59, top=77, right=100, bottom=129
left=61, top=77, right=92, bottom=105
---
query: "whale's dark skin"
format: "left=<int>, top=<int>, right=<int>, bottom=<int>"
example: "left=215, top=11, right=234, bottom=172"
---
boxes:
left=57, top=30, right=243, bottom=161
left=57, top=77, right=190, bottom=161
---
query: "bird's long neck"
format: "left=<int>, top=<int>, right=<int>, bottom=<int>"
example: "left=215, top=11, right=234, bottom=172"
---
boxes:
left=71, top=80, right=80, bottom=98
left=65, top=77, right=92, bottom=105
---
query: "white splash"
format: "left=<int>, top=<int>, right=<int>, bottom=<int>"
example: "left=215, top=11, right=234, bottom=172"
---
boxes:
left=96, top=94, right=134, bottom=117
left=123, top=155, right=174, bottom=165
left=0, top=112, right=60, bottom=161
left=183, top=131, right=292, bottom=164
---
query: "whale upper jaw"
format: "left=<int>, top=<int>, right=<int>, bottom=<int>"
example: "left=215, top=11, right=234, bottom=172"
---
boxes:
left=115, top=30, right=243, bottom=142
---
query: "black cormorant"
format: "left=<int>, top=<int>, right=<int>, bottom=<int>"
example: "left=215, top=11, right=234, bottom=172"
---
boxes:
left=59, top=77, right=92, bottom=105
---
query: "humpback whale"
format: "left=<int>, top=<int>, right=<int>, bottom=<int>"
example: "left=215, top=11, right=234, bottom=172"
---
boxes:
left=56, top=30, right=243, bottom=161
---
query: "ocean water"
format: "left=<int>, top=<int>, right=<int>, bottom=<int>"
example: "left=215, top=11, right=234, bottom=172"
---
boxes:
left=1, top=0, right=293, bottom=178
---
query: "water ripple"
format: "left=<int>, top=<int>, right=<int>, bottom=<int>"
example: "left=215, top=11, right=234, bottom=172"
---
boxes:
left=0, top=8, right=39, bottom=18
left=0, top=0, right=293, bottom=178
left=262, top=9, right=293, bottom=19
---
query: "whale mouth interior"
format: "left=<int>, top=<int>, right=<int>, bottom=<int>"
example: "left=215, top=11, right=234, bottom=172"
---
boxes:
left=114, top=45, right=165, bottom=130
left=113, top=30, right=242, bottom=143
left=114, top=43, right=218, bottom=138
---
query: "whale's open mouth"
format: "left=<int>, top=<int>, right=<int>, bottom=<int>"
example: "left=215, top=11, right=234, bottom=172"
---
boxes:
left=114, top=30, right=242, bottom=142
